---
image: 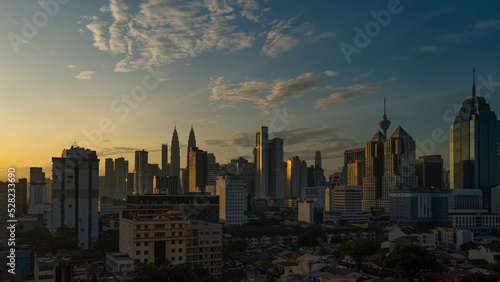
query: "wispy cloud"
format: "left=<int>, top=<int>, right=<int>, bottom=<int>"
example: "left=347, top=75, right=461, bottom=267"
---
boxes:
left=261, top=16, right=334, bottom=57
left=413, top=45, right=444, bottom=53
left=352, top=70, right=374, bottom=82
left=74, top=71, right=95, bottom=80
left=441, top=19, right=500, bottom=42
left=314, top=77, right=396, bottom=109
left=67, top=65, right=77, bottom=69
left=209, top=71, right=336, bottom=113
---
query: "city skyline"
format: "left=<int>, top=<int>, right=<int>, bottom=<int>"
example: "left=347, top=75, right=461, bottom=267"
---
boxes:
left=2, top=1, right=500, bottom=180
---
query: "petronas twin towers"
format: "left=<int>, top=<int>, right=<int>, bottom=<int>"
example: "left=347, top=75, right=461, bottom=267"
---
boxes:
left=168, top=125, right=196, bottom=178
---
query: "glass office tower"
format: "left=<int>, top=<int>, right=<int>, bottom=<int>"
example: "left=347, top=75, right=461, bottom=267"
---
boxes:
left=450, top=69, right=500, bottom=202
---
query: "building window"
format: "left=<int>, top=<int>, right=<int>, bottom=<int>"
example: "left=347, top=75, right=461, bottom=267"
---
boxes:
left=136, top=225, right=141, bottom=230
left=178, top=256, right=182, bottom=261
left=136, top=242, right=140, bottom=247
left=154, top=224, right=165, bottom=229
left=144, top=225, right=149, bottom=229
left=154, top=232, right=165, bottom=237
left=144, top=250, right=148, bottom=255
left=178, top=224, right=183, bottom=228
left=136, top=251, right=140, bottom=255
left=171, top=232, right=175, bottom=236
left=144, top=242, right=149, bottom=246
left=136, top=234, right=140, bottom=238
left=178, top=248, right=182, bottom=252
left=172, top=249, right=175, bottom=253
left=171, top=224, right=175, bottom=228
left=144, top=259, right=148, bottom=263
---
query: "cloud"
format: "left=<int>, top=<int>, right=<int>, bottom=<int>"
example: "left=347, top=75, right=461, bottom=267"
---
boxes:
left=98, top=146, right=160, bottom=157
left=261, top=16, right=322, bottom=57
left=441, top=19, right=500, bottom=42
left=83, top=0, right=261, bottom=72
left=413, top=45, right=444, bottom=53
left=352, top=70, right=374, bottom=82
left=314, top=31, right=336, bottom=40
left=85, top=16, right=109, bottom=51
left=74, top=71, right=95, bottom=80
left=67, top=65, right=77, bottom=69
left=315, top=77, right=396, bottom=109
left=209, top=71, right=335, bottom=112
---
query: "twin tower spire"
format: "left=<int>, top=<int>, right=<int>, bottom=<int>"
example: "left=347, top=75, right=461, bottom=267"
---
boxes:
left=169, top=123, right=196, bottom=177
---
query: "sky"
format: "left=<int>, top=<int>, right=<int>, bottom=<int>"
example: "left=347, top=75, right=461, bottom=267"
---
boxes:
left=1, top=0, right=500, bottom=180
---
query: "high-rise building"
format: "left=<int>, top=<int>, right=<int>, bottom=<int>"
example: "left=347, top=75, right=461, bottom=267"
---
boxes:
left=287, top=156, right=302, bottom=199
left=206, top=153, right=220, bottom=186
left=134, top=150, right=150, bottom=195
left=114, top=157, right=129, bottom=200
left=389, top=187, right=449, bottom=225
left=52, top=145, right=99, bottom=249
left=29, top=167, right=47, bottom=205
left=344, top=147, right=365, bottom=185
left=103, top=158, right=115, bottom=198
left=380, top=126, right=418, bottom=212
left=170, top=126, right=180, bottom=177
left=186, top=125, right=197, bottom=188
left=347, top=160, right=364, bottom=186
left=315, top=151, right=322, bottom=169
left=188, top=147, right=207, bottom=192
left=153, top=176, right=180, bottom=195
left=216, top=173, right=246, bottom=227
left=416, top=155, right=444, bottom=189
left=126, top=173, right=134, bottom=195
left=186, top=220, right=223, bottom=279
left=333, top=185, right=368, bottom=223
left=268, top=138, right=284, bottom=202
left=179, top=169, right=188, bottom=194
left=161, top=144, right=169, bottom=177
left=254, top=126, right=269, bottom=198
left=362, top=131, right=385, bottom=212
left=300, top=160, right=308, bottom=188
left=450, top=69, right=500, bottom=203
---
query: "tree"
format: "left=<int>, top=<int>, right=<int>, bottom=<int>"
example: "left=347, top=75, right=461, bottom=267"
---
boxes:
left=384, top=243, right=442, bottom=281
left=340, top=238, right=379, bottom=271
left=93, top=230, right=119, bottom=253
left=460, top=241, right=478, bottom=252
left=222, top=269, right=247, bottom=282
left=467, top=272, right=499, bottom=282
left=52, top=224, right=79, bottom=251
left=127, top=260, right=217, bottom=282
left=298, top=225, right=326, bottom=246
left=225, top=239, right=248, bottom=253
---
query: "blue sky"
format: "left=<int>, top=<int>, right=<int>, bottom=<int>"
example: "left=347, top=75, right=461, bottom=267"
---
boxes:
left=1, top=0, right=500, bottom=179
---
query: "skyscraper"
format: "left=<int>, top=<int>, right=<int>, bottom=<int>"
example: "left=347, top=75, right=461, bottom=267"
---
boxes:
left=29, top=167, right=47, bottom=205
left=344, top=147, right=365, bottom=185
left=206, top=153, right=220, bottom=186
left=188, top=147, right=207, bottom=192
left=170, top=126, right=180, bottom=177
left=287, top=156, right=301, bottom=199
left=415, top=155, right=443, bottom=189
left=380, top=126, right=418, bottom=211
left=104, top=158, right=115, bottom=198
left=450, top=69, right=500, bottom=202
left=186, top=125, right=197, bottom=188
left=114, top=157, right=129, bottom=200
left=254, top=126, right=269, bottom=198
left=162, top=143, right=169, bottom=177
left=134, top=150, right=149, bottom=195
left=362, top=131, right=385, bottom=212
left=268, top=138, right=284, bottom=202
left=52, top=145, right=99, bottom=249
left=315, top=151, right=322, bottom=169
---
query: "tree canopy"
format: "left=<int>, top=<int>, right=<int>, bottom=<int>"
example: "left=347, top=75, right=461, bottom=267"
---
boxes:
left=126, top=260, right=218, bottom=282
left=384, top=243, right=442, bottom=281
left=340, top=238, right=379, bottom=271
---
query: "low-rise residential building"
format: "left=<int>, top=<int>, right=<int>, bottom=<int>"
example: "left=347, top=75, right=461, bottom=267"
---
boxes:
left=119, top=209, right=187, bottom=265
left=298, top=201, right=324, bottom=224
left=433, top=227, right=474, bottom=250
left=449, top=210, right=500, bottom=235
left=35, top=252, right=56, bottom=282
left=388, top=225, right=436, bottom=252
left=105, top=252, right=133, bottom=276
left=469, top=245, right=500, bottom=264
left=389, top=187, right=449, bottom=225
